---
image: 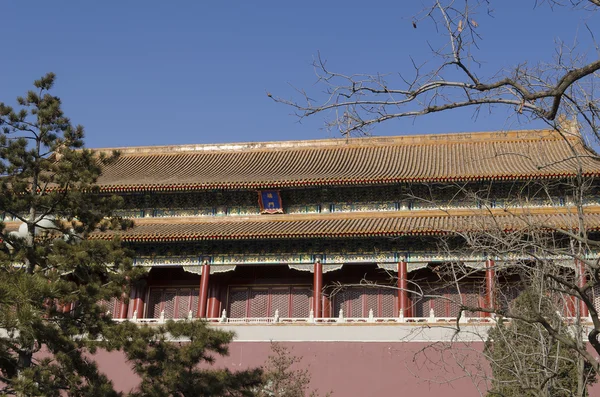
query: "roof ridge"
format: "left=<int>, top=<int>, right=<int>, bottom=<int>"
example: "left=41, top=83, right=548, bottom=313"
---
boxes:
left=92, top=129, right=568, bottom=156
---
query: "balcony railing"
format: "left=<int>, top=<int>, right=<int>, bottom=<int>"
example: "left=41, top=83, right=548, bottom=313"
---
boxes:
left=114, top=308, right=516, bottom=325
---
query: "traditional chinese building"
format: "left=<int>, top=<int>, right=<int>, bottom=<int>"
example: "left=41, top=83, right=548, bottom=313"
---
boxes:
left=73, top=129, right=600, bottom=394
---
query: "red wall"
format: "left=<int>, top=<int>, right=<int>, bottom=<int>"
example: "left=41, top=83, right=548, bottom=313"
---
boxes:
left=95, top=342, right=489, bottom=396
left=221, top=342, right=489, bottom=396
left=94, top=341, right=600, bottom=396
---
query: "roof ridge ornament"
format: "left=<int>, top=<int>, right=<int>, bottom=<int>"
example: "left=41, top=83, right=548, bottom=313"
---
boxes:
left=556, top=114, right=582, bottom=141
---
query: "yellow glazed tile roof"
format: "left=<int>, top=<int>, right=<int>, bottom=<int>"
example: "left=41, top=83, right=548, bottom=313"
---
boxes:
left=85, top=206, right=600, bottom=242
left=94, top=129, right=600, bottom=192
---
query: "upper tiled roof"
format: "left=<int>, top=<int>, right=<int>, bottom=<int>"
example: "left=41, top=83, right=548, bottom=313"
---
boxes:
left=94, top=129, right=600, bottom=192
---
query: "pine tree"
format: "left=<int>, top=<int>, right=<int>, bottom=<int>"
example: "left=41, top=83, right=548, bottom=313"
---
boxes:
left=0, top=74, right=265, bottom=396
left=0, top=73, right=145, bottom=395
left=118, top=320, right=263, bottom=397
left=485, top=288, right=596, bottom=397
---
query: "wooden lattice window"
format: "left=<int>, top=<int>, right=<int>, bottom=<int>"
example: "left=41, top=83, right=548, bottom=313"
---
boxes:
left=591, top=284, right=600, bottom=315
left=414, top=284, right=484, bottom=318
left=147, top=289, right=163, bottom=319
left=98, top=297, right=123, bottom=318
left=228, top=288, right=249, bottom=318
left=249, top=289, right=269, bottom=317
left=163, top=291, right=177, bottom=319
left=414, top=293, right=433, bottom=318
left=145, top=287, right=200, bottom=319
left=227, top=286, right=312, bottom=318
left=291, top=287, right=311, bottom=317
left=176, top=289, right=192, bottom=319
left=271, top=288, right=290, bottom=317
left=380, top=289, right=396, bottom=317
left=332, top=287, right=398, bottom=318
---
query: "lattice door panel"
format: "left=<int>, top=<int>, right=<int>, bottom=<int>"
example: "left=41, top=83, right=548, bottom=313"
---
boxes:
left=226, top=286, right=312, bottom=319
left=462, top=285, right=482, bottom=318
left=291, top=288, right=311, bottom=318
left=228, top=288, right=249, bottom=318
left=142, top=287, right=203, bottom=319
left=414, top=294, right=433, bottom=317
left=414, top=285, right=457, bottom=318
left=176, top=289, right=192, bottom=319
left=98, top=297, right=122, bottom=318
left=270, top=288, right=290, bottom=317
left=420, top=285, right=445, bottom=317
left=347, top=288, right=363, bottom=317
left=147, top=289, right=163, bottom=319
left=332, top=287, right=400, bottom=318
left=112, top=298, right=123, bottom=318
left=365, top=289, right=378, bottom=317
left=249, top=289, right=269, bottom=317
left=380, top=289, right=396, bottom=317
left=592, top=284, right=600, bottom=315
left=191, top=288, right=200, bottom=318
left=332, top=291, right=345, bottom=318
left=444, top=287, right=462, bottom=317
left=162, top=291, right=177, bottom=319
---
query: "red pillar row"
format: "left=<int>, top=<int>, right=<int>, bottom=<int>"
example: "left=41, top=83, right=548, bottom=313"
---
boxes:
left=197, top=261, right=211, bottom=318
left=313, top=260, right=323, bottom=318
left=397, top=261, right=411, bottom=317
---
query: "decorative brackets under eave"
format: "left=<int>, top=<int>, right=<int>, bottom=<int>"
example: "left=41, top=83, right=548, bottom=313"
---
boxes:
left=182, top=265, right=237, bottom=275
left=377, top=263, right=429, bottom=273
left=288, top=264, right=344, bottom=273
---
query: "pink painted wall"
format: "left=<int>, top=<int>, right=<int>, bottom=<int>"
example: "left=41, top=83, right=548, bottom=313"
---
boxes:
left=94, top=342, right=489, bottom=396
left=221, top=342, right=490, bottom=396
left=93, top=342, right=600, bottom=396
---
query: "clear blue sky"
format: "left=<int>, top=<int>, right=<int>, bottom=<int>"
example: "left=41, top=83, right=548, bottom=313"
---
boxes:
left=1, top=1, right=598, bottom=148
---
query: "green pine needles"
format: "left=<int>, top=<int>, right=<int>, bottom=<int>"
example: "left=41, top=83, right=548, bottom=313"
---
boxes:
left=0, top=74, right=266, bottom=396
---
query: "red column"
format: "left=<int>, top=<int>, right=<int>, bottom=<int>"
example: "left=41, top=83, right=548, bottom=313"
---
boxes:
left=197, top=261, right=210, bottom=318
left=136, top=286, right=146, bottom=319
left=207, top=282, right=221, bottom=318
left=313, top=259, right=323, bottom=318
left=484, top=258, right=496, bottom=317
left=118, top=291, right=129, bottom=319
left=127, top=286, right=137, bottom=319
left=577, top=260, right=589, bottom=317
left=62, top=302, right=72, bottom=314
left=398, top=261, right=410, bottom=317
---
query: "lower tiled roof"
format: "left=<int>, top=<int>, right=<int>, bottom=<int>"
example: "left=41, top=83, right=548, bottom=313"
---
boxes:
left=86, top=207, right=600, bottom=242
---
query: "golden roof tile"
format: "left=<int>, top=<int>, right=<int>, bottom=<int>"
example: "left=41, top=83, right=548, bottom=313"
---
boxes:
left=93, top=129, right=600, bottom=192
left=84, top=206, right=600, bottom=242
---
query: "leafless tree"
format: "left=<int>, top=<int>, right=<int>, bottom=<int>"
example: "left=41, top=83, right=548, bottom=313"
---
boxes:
left=273, top=1, right=600, bottom=395
left=256, top=343, right=331, bottom=397
left=272, top=0, right=600, bottom=147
